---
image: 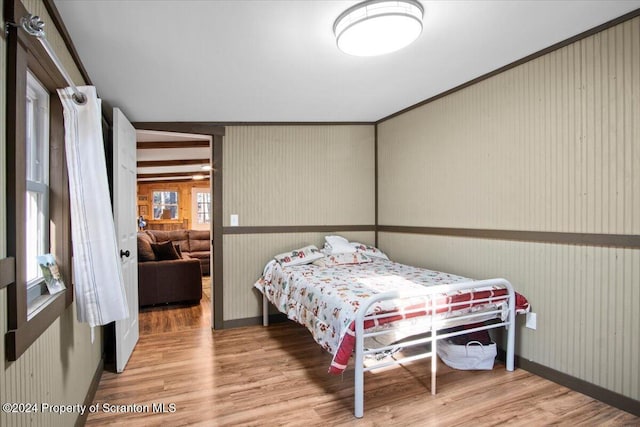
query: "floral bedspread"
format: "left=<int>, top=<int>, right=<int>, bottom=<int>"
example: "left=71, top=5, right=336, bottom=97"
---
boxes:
left=254, top=258, right=529, bottom=374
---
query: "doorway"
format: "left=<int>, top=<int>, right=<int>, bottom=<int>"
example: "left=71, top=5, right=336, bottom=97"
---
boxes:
left=135, top=129, right=215, bottom=332
left=132, top=122, right=224, bottom=330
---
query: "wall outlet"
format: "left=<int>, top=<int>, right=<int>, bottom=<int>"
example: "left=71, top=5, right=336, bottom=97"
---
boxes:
left=230, top=214, right=239, bottom=227
left=526, top=312, right=537, bottom=330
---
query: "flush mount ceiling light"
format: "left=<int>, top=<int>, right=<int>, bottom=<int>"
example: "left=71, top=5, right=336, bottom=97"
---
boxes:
left=333, top=0, right=424, bottom=56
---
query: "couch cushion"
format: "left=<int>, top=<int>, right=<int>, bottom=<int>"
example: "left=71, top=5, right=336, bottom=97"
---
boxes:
left=188, top=251, right=209, bottom=260
left=189, top=239, right=210, bottom=252
left=147, top=230, right=190, bottom=252
left=151, top=240, right=181, bottom=260
left=137, top=232, right=157, bottom=262
left=188, top=230, right=210, bottom=252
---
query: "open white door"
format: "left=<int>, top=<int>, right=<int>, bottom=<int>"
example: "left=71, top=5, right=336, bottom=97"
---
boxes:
left=113, top=108, right=139, bottom=372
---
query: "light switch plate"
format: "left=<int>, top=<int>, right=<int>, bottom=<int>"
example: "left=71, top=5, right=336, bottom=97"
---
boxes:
left=526, top=312, right=537, bottom=330
left=230, top=214, right=239, bottom=227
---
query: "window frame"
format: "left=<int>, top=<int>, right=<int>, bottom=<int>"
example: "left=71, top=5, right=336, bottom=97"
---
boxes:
left=5, top=0, right=74, bottom=361
left=25, top=71, right=52, bottom=312
left=195, top=190, right=211, bottom=225
left=152, top=190, right=179, bottom=220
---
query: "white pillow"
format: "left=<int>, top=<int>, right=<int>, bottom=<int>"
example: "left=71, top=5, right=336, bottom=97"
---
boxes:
left=274, top=245, right=324, bottom=267
left=325, top=235, right=349, bottom=245
left=324, top=235, right=356, bottom=255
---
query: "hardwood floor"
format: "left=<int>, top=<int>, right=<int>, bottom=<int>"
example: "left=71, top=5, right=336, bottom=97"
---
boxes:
left=88, top=283, right=638, bottom=426
left=138, top=276, right=211, bottom=335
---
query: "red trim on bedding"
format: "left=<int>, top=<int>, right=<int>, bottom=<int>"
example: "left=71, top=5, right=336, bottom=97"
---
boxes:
left=328, top=290, right=529, bottom=374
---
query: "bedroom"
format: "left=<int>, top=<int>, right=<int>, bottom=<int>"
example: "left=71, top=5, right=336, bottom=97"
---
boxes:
left=1, top=0, right=639, bottom=425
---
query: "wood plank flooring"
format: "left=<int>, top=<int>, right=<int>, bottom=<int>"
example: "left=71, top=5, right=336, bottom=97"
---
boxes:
left=138, top=277, right=211, bottom=334
left=87, top=281, right=639, bottom=426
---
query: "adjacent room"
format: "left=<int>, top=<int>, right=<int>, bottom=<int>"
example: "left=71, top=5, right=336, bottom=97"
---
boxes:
left=1, top=0, right=639, bottom=425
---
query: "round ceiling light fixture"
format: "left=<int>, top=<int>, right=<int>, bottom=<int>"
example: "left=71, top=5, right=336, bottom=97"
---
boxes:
left=333, top=0, right=424, bottom=57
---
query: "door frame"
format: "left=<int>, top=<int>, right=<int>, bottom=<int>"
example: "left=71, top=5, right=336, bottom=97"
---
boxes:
left=132, top=123, right=224, bottom=330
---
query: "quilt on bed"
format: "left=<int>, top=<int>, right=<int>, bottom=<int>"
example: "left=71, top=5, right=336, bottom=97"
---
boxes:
left=254, top=258, right=529, bottom=374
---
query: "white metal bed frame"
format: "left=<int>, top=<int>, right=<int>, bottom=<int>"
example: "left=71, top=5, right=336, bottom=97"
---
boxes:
left=262, top=277, right=516, bottom=418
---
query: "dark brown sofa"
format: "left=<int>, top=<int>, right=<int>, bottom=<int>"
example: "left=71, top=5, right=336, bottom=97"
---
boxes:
left=144, top=229, right=211, bottom=275
left=183, top=230, right=211, bottom=276
left=137, top=231, right=203, bottom=307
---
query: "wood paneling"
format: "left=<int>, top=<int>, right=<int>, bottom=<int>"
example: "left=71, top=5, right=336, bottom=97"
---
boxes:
left=223, top=225, right=375, bottom=234
left=377, top=226, right=640, bottom=249
left=223, top=232, right=374, bottom=321
left=223, top=125, right=375, bottom=227
left=137, top=181, right=209, bottom=230
left=377, top=17, right=640, bottom=402
left=221, top=125, right=375, bottom=324
left=379, top=232, right=640, bottom=401
left=378, top=17, right=640, bottom=235
left=85, top=320, right=639, bottom=425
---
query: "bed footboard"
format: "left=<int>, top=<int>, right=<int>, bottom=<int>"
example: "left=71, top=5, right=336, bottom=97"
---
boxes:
left=353, top=278, right=516, bottom=418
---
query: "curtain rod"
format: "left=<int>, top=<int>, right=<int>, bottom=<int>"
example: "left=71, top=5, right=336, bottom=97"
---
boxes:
left=17, top=14, right=87, bottom=105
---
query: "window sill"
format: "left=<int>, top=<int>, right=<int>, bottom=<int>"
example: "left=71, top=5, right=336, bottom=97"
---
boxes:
left=27, top=291, right=60, bottom=320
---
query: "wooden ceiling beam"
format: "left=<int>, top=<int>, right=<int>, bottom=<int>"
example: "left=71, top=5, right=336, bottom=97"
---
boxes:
left=137, top=158, right=210, bottom=168
left=137, top=172, right=210, bottom=179
left=136, top=178, right=210, bottom=184
left=137, top=140, right=210, bottom=149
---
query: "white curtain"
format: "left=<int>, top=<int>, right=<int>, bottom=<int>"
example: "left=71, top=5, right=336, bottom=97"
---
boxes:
left=58, top=86, right=128, bottom=327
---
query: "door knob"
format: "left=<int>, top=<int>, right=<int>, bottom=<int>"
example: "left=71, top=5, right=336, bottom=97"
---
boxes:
left=120, top=249, right=130, bottom=258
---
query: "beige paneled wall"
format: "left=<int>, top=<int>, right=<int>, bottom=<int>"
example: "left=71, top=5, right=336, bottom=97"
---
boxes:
left=379, top=17, right=640, bottom=234
left=223, top=125, right=375, bottom=226
left=222, top=124, right=375, bottom=322
left=379, top=232, right=639, bottom=399
left=377, top=17, right=640, bottom=401
left=224, top=232, right=375, bottom=321
left=1, top=1, right=99, bottom=426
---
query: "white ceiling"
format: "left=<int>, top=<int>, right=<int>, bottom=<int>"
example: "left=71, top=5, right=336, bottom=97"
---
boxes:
left=54, top=0, right=640, bottom=123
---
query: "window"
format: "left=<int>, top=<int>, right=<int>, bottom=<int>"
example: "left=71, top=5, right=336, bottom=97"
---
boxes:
left=152, top=191, right=179, bottom=219
left=25, top=71, right=51, bottom=316
left=196, top=191, right=211, bottom=224
left=5, top=4, right=74, bottom=360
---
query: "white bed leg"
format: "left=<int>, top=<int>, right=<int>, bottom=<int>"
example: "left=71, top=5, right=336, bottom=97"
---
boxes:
left=506, top=298, right=515, bottom=371
left=262, top=293, right=269, bottom=327
left=354, top=321, right=365, bottom=418
left=431, top=329, right=437, bottom=395
left=355, top=361, right=364, bottom=418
